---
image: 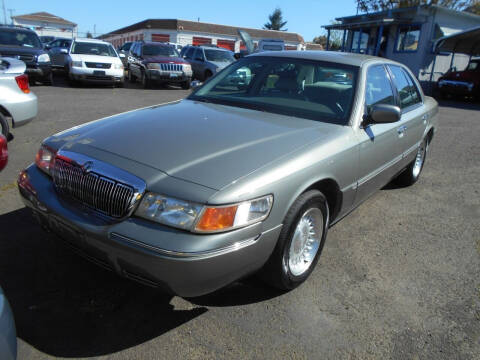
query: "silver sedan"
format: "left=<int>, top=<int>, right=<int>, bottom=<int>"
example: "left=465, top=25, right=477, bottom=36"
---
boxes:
left=0, top=57, right=37, bottom=138
left=18, top=51, right=437, bottom=296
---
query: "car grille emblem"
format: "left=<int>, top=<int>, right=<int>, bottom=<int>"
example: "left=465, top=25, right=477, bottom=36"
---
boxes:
left=82, top=161, right=93, bottom=174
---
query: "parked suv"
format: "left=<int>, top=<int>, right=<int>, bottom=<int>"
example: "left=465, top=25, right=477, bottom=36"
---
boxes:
left=127, top=41, right=192, bottom=89
left=0, top=25, right=53, bottom=85
left=437, top=58, right=480, bottom=100
left=181, top=45, right=235, bottom=81
left=67, top=38, right=124, bottom=87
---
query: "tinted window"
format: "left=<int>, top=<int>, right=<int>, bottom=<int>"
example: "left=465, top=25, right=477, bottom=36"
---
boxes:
left=121, top=42, right=132, bottom=51
left=396, top=25, right=421, bottom=52
left=190, top=57, right=358, bottom=124
left=204, top=49, right=234, bottom=63
left=365, top=65, right=395, bottom=112
left=466, top=61, right=479, bottom=71
left=388, top=65, right=421, bottom=108
left=185, top=47, right=195, bottom=59
left=142, top=45, right=178, bottom=57
left=193, top=48, right=204, bottom=60
left=49, top=40, right=62, bottom=48
left=0, top=30, right=42, bottom=48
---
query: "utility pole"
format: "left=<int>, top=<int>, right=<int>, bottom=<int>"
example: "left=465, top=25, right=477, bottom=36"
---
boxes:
left=94, top=24, right=96, bottom=37
left=7, top=8, right=13, bottom=24
left=2, top=0, right=7, bottom=25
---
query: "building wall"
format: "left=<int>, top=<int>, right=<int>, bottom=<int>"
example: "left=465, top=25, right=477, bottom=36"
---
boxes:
left=104, top=28, right=303, bottom=51
left=13, top=18, right=77, bottom=38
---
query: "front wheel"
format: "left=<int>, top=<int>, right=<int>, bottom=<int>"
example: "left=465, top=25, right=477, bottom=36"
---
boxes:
left=261, top=190, right=329, bottom=291
left=181, top=80, right=191, bottom=90
left=395, top=137, right=428, bottom=186
left=0, top=113, right=9, bottom=138
left=141, top=71, right=150, bottom=89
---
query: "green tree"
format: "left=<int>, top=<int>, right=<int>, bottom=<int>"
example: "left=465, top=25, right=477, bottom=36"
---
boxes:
left=263, top=7, right=288, bottom=31
left=356, top=0, right=478, bottom=13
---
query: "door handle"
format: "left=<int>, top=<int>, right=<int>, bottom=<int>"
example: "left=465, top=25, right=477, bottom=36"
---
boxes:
left=397, top=125, right=407, bottom=135
left=422, top=114, right=428, bottom=124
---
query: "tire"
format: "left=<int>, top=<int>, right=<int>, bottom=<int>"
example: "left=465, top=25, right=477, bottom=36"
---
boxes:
left=116, top=81, right=124, bottom=88
left=181, top=80, right=191, bottom=90
left=42, top=72, right=54, bottom=86
left=128, top=69, right=136, bottom=83
left=141, top=71, right=150, bottom=89
left=204, top=70, right=212, bottom=81
left=395, top=137, right=428, bottom=187
left=0, top=113, right=9, bottom=138
left=261, top=190, right=329, bottom=291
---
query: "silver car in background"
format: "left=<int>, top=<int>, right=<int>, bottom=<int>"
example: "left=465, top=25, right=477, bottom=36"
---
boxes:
left=0, top=57, right=37, bottom=138
left=18, top=52, right=437, bottom=297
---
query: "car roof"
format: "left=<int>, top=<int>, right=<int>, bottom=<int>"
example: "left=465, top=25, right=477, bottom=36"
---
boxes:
left=141, top=41, right=174, bottom=46
left=0, top=25, right=35, bottom=33
left=249, top=50, right=399, bottom=67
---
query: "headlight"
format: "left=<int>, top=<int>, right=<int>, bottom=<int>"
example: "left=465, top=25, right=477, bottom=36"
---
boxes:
left=37, top=54, right=50, bottom=63
left=114, top=63, right=124, bottom=70
left=182, top=64, right=191, bottom=71
left=71, top=61, right=83, bottom=68
left=135, top=193, right=273, bottom=233
left=35, top=145, right=56, bottom=176
left=147, top=63, right=161, bottom=69
left=135, top=193, right=203, bottom=230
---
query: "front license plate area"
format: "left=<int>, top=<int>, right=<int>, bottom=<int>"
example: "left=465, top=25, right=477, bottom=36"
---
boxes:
left=49, top=216, right=84, bottom=244
left=93, top=70, right=105, bottom=76
left=169, top=73, right=179, bottom=78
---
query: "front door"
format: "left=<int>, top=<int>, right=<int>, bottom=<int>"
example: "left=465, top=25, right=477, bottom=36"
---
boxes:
left=355, top=64, right=403, bottom=204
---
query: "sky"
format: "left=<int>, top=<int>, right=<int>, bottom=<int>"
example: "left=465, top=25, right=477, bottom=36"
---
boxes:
left=5, top=0, right=359, bottom=41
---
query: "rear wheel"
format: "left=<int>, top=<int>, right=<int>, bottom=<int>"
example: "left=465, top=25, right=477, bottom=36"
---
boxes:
left=0, top=113, right=9, bottom=138
left=261, top=190, right=329, bottom=291
left=128, top=69, right=136, bottom=83
left=395, top=137, right=428, bottom=186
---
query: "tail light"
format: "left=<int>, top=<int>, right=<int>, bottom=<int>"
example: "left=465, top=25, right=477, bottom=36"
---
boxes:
left=15, top=74, right=30, bottom=94
left=0, top=135, right=8, bottom=171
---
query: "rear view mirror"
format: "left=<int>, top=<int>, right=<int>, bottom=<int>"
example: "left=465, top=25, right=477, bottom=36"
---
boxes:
left=367, top=104, right=401, bottom=125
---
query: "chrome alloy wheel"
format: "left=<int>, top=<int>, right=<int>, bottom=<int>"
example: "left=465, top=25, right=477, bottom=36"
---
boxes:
left=412, top=140, right=427, bottom=178
left=288, top=208, right=323, bottom=276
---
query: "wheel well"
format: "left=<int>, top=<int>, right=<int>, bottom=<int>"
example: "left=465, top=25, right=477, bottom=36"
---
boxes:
left=426, top=128, right=434, bottom=143
left=304, top=179, right=342, bottom=222
left=0, top=106, right=13, bottom=127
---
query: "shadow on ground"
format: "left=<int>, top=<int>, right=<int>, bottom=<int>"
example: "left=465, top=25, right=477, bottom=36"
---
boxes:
left=0, top=207, right=282, bottom=357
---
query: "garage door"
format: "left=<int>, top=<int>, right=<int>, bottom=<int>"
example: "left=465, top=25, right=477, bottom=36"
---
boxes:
left=285, top=45, right=297, bottom=50
left=217, top=39, right=235, bottom=51
left=192, top=37, right=212, bottom=46
left=152, top=34, right=170, bottom=42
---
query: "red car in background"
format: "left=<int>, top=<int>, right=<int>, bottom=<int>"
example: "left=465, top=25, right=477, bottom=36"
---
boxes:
left=0, top=134, right=7, bottom=171
left=437, top=58, right=480, bottom=100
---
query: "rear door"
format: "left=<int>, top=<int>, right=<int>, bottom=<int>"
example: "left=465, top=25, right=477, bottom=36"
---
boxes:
left=355, top=64, right=404, bottom=204
left=387, top=65, right=426, bottom=168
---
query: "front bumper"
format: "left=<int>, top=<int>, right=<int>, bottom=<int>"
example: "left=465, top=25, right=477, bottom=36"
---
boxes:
left=25, top=63, right=52, bottom=80
left=18, top=165, right=281, bottom=297
left=438, top=80, right=476, bottom=96
left=146, top=69, right=191, bottom=83
left=70, top=67, right=124, bottom=84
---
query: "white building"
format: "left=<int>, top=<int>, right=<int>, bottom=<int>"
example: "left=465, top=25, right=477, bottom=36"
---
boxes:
left=12, top=12, right=77, bottom=39
left=100, top=19, right=305, bottom=52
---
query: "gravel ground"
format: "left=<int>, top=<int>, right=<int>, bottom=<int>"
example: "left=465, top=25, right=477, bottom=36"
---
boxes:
left=0, top=75, right=478, bottom=360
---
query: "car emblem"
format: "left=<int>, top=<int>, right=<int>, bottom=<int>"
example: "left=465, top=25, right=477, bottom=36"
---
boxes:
left=96, top=64, right=103, bottom=68
left=16, top=55, right=21, bottom=60
left=82, top=161, right=93, bottom=174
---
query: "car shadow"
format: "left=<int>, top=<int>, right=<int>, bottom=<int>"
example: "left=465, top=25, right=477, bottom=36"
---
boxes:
left=0, top=207, right=207, bottom=357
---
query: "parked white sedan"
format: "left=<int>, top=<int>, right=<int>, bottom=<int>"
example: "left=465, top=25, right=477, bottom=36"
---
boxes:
left=67, top=38, right=124, bottom=87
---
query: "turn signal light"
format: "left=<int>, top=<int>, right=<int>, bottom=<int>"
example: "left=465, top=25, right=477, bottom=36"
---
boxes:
left=15, top=74, right=30, bottom=94
left=195, top=206, right=238, bottom=232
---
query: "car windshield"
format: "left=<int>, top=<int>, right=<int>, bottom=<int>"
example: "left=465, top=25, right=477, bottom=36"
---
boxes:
left=142, top=45, right=179, bottom=57
left=40, top=36, right=55, bottom=43
left=466, top=61, right=479, bottom=71
left=0, top=30, right=42, bottom=48
left=71, top=42, right=117, bottom=57
left=204, top=49, right=235, bottom=63
left=189, top=56, right=358, bottom=124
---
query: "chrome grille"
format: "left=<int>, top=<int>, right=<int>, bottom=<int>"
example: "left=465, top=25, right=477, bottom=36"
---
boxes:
left=53, top=158, right=135, bottom=218
left=160, top=63, right=183, bottom=72
left=85, top=62, right=112, bottom=69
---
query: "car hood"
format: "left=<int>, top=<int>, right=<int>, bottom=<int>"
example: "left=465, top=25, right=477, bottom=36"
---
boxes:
left=45, top=100, right=335, bottom=191
left=70, top=54, right=120, bottom=64
left=143, top=55, right=186, bottom=64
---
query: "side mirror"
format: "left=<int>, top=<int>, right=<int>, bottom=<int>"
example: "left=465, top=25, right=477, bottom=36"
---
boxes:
left=119, top=53, right=126, bottom=58
left=366, top=104, right=401, bottom=125
left=60, top=48, right=68, bottom=54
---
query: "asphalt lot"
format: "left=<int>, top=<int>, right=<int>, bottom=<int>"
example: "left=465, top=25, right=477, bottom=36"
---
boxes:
left=0, top=74, right=479, bottom=359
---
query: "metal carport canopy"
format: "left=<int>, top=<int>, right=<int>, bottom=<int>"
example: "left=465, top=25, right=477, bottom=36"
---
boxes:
left=434, top=25, right=480, bottom=56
